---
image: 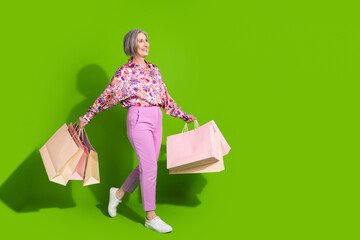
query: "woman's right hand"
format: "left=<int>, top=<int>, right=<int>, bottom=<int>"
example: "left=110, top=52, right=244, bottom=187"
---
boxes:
left=185, top=114, right=197, bottom=123
left=78, top=116, right=89, bottom=128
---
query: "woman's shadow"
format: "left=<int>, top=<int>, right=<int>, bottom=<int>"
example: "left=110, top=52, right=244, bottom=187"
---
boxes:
left=0, top=64, right=134, bottom=214
left=0, top=64, right=207, bottom=223
left=65, top=64, right=143, bottom=222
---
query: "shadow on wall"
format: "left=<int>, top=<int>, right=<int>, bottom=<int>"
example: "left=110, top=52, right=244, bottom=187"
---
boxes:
left=0, top=64, right=119, bottom=212
left=66, top=64, right=136, bottom=208
left=0, top=63, right=207, bottom=215
left=0, top=150, right=76, bottom=212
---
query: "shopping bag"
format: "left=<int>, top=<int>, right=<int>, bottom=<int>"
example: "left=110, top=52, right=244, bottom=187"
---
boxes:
left=39, top=123, right=85, bottom=185
left=69, top=126, right=88, bottom=180
left=57, top=124, right=88, bottom=183
left=81, top=128, right=100, bottom=186
left=166, top=120, right=231, bottom=174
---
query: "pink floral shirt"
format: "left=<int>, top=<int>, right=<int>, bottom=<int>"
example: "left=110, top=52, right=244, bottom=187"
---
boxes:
left=82, top=57, right=189, bottom=122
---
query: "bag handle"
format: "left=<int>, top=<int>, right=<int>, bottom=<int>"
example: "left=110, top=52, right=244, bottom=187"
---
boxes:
left=181, top=120, right=199, bottom=133
left=73, top=121, right=85, bottom=142
left=74, top=121, right=80, bottom=133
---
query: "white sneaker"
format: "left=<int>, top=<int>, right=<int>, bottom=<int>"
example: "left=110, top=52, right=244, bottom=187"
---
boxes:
left=144, top=216, right=173, bottom=233
left=108, top=187, right=122, bottom=218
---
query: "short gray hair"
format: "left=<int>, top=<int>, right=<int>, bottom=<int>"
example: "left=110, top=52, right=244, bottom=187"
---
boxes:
left=123, top=29, right=149, bottom=57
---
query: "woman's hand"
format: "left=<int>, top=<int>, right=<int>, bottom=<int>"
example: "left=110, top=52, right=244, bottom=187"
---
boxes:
left=78, top=117, right=89, bottom=128
left=185, top=114, right=197, bottom=123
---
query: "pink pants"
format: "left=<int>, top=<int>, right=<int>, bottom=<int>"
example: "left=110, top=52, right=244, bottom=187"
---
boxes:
left=120, top=105, right=163, bottom=211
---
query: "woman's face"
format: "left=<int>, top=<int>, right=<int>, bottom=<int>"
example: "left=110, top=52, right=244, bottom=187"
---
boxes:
left=136, top=32, right=149, bottom=57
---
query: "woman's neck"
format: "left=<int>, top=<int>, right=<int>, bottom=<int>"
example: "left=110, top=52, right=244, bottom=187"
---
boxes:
left=132, top=56, right=147, bottom=68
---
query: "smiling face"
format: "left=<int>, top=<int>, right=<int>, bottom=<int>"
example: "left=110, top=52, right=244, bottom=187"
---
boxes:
left=135, top=32, right=149, bottom=57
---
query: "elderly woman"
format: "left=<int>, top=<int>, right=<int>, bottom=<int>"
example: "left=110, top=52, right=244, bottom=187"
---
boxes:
left=78, top=28, right=196, bottom=233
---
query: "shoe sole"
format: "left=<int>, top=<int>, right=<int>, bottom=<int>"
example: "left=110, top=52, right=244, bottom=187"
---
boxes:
left=144, top=223, right=172, bottom=233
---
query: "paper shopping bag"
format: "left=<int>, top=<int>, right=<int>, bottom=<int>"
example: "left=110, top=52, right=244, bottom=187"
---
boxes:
left=69, top=126, right=88, bottom=180
left=166, top=120, right=231, bottom=174
left=81, top=128, right=100, bottom=186
left=39, top=123, right=85, bottom=185
left=210, top=120, right=231, bottom=156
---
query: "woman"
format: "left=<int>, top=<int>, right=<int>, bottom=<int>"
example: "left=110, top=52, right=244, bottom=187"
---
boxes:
left=78, top=28, right=196, bottom=233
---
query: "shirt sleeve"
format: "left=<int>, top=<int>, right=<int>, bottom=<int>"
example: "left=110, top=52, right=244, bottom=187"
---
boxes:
left=82, top=67, right=130, bottom=123
left=160, top=79, right=190, bottom=121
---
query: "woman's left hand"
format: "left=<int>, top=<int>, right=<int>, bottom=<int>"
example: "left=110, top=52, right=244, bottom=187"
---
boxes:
left=185, top=114, right=197, bottom=123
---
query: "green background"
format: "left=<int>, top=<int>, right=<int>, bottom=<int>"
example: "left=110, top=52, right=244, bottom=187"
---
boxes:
left=0, top=0, right=358, bottom=239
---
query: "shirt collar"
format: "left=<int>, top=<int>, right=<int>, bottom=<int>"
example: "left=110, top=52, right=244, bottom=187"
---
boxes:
left=128, top=56, right=153, bottom=70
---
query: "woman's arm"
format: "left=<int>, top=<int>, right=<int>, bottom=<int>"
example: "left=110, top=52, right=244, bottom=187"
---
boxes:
left=161, top=79, right=190, bottom=121
left=82, top=67, right=128, bottom=123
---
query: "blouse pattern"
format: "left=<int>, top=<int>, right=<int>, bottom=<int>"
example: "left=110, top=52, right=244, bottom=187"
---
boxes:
left=82, top=57, right=189, bottom=122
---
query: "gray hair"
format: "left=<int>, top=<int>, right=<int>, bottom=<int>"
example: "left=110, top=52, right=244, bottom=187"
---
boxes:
left=123, top=29, right=149, bottom=57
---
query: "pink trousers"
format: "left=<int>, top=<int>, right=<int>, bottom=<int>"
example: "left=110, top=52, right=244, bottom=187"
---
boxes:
left=120, top=105, right=163, bottom=211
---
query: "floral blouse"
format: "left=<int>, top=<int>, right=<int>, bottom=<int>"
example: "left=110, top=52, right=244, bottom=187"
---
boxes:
left=82, top=57, right=190, bottom=122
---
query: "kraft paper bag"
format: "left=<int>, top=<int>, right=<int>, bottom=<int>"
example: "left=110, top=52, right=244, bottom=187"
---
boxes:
left=166, top=120, right=231, bottom=174
left=39, top=123, right=85, bottom=185
left=82, top=128, right=100, bottom=186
